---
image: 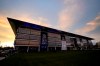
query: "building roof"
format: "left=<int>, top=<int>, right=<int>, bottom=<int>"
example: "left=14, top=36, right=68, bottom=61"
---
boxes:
left=7, top=17, right=94, bottom=40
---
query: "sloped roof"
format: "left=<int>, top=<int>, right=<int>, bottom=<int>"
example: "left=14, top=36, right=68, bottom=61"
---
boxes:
left=7, top=17, right=93, bottom=40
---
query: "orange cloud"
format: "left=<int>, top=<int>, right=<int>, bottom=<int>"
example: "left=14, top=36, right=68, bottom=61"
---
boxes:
left=58, top=0, right=83, bottom=31
left=10, top=14, right=51, bottom=27
left=75, top=15, right=100, bottom=35
left=89, top=32, right=100, bottom=42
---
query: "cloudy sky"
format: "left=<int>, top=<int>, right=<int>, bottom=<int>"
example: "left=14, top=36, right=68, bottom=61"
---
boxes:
left=0, top=0, right=100, bottom=47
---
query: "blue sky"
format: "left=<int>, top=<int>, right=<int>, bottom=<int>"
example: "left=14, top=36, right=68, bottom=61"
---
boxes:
left=0, top=0, right=100, bottom=47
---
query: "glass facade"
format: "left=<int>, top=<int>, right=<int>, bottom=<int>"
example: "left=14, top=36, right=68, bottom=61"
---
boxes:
left=15, top=27, right=41, bottom=47
left=14, top=27, right=93, bottom=51
left=48, top=33, right=61, bottom=47
left=65, top=36, right=71, bottom=46
left=82, top=39, right=88, bottom=46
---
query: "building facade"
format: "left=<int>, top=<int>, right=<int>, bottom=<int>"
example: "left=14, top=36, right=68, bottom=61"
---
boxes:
left=8, top=18, right=93, bottom=52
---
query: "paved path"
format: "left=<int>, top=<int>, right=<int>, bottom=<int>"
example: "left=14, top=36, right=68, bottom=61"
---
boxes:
left=0, top=57, right=5, bottom=61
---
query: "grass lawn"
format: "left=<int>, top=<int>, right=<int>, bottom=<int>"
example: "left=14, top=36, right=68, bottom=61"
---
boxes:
left=0, top=50, right=100, bottom=66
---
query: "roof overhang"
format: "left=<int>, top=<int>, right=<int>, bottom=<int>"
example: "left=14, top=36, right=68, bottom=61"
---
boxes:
left=7, top=17, right=94, bottom=40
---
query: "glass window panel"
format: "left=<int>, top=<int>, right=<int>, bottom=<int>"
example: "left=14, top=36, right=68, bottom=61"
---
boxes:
left=18, top=27, right=30, bottom=34
left=16, top=33, right=29, bottom=39
left=65, top=36, right=71, bottom=43
left=29, top=35, right=40, bottom=40
left=15, top=39, right=29, bottom=45
left=82, top=39, right=87, bottom=43
left=30, top=29, right=41, bottom=35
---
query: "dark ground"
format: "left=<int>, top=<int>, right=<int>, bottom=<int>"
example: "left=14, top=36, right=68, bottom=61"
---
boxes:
left=0, top=50, right=100, bottom=66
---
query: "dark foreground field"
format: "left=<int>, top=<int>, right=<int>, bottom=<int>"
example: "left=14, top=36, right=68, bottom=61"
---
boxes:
left=0, top=50, right=100, bottom=66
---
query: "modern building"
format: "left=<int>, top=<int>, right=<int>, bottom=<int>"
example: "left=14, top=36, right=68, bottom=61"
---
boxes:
left=8, top=18, right=93, bottom=52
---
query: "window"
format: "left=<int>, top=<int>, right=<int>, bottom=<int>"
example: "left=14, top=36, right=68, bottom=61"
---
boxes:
left=16, top=33, right=29, bottom=39
left=18, top=27, right=30, bottom=34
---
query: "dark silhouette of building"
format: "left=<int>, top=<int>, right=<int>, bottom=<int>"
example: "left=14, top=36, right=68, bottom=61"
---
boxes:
left=7, top=18, right=93, bottom=52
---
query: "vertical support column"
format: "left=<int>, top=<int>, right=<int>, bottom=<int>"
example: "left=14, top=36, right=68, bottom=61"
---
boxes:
left=80, top=38, right=83, bottom=50
left=61, top=34, right=67, bottom=50
left=14, top=27, right=19, bottom=50
left=38, top=46, right=40, bottom=52
left=87, top=40, right=93, bottom=49
left=27, top=46, right=29, bottom=53
left=76, top=37, right=81, bottom=50
left=40, top=28, right=48, bottom=51
left=27, top=28, right=31, bottom=52
left=55, top=47, right=56, bottom=51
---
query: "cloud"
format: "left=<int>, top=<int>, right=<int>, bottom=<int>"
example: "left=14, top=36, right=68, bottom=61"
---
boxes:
left=9, top=14, right=51, bottom=27
left=75, top=14, right=100, bottom=35
left=75, top=14, right=100, bottom=42
left=89, top=32, right=100, bottom=42
left=58, top=0, right=83, bottom=31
